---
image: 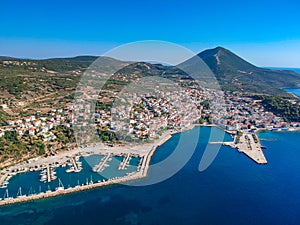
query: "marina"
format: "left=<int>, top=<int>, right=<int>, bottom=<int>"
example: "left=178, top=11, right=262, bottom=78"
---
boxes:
left=0, top=127, right=269, bottom=206
left=0, top=152, right=145, bottom=206
left=0, top=133, right=166, bottom=206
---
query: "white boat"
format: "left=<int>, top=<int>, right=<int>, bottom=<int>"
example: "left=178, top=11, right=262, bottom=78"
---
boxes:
left=55, top=178, right=64, bottom=191
left=3, top=189, right=13, bottom=200
left=66, top=167, right=75, bottom=173
left=17, top=187, right=26, bottom=198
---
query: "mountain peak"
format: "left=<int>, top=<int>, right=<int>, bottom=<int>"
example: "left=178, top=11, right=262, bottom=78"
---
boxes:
left=196, top=46, right=300, bottom=96
left=198, top=46, right=257, bottom=71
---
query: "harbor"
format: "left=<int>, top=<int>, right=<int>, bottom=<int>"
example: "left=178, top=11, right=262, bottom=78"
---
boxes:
left=0, top=127, right=269, bottom=206
left=0, top=131, right=172, bottom=206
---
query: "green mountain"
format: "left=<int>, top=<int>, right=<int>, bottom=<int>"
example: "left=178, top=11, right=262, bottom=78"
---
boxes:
left=197, top=47, right=300, bottom=96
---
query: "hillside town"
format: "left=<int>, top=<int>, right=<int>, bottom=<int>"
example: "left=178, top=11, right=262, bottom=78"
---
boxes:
left=1, top=86, right=300, bottom=154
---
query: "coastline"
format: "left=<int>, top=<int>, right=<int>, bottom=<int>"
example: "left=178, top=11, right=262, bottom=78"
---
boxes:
left=0, top=129, right=175, bottom=206
left=1, top=123, right=300, bottom=206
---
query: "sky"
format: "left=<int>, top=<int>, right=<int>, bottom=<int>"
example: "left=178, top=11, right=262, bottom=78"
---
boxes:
left=1, top=0, right=300, bottom=67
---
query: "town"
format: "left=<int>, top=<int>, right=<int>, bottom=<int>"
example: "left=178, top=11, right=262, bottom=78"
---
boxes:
left=1, top=82, right=300, bottom=168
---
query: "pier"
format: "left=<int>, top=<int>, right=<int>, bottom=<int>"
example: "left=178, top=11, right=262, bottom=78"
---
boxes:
left=236, top=133, right=267, bottom=164
left=46, top=165, right=51, bottom=183
left=209, top=132, right=267, bottom=164
left=118, top=154, right=131, bottom=170
left=71, top=157, right=81, bottom=172
left=93, top=153, right=112, bottom=172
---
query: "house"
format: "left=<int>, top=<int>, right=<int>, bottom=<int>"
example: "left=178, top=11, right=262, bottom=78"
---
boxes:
left=6, top=120, right=13, bottom=126
left=28, top=127, right=35, bottom=135
left=47, top=122, right=54, bottom=130
left=40, top=126, right=49, bottom=133
left=15, top=127, right=23, bottom=136
left=33, top=120, right=41, bottom=127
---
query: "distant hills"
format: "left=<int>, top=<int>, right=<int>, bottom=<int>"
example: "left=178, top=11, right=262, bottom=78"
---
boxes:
left=1, top=47, right=300, bottom=97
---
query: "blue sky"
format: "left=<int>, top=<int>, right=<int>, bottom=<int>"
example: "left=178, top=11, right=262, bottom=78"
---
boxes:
left=1, top=0, right=300, bottom=67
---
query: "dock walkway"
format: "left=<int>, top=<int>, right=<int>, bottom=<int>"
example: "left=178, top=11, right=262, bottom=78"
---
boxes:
left=118, top=154, right=131, bottom=170
left=93, top=153, right=111, bottom=172
left=71, top=157, right=79, bottom=172
left=46, top=165, right=51, bottom=183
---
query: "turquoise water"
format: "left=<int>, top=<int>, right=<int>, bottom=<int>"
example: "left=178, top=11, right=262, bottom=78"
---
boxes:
left=0, top=155, right=141, bottom=199
left=284, top=88, right=300, bottom=97
left=0, top=126, right=300, bottom=225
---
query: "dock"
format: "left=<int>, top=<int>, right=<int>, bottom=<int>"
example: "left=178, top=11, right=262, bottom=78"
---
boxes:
left=71, top=157, right=81, bottom=172
left=209, top=132, right=267, bottom=164
left=118, top=154, right=131, bottom=170
left=93, top=153, right=111, bottom=172
left=236, top=133, right=267, bottom=164
left=46, top=165, right=51, bottom=183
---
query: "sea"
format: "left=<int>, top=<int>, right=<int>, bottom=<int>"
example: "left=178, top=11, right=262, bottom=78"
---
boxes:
left=0, top=126, right=300, bottom=225
left=1, top=68, right=300, bottom=225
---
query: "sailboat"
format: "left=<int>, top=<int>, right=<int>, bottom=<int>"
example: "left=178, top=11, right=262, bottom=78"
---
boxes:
left=46, top=185, right=52, bottom=193
left=55, top=178, right=64, bottom=191
left=4, top=189, right=12, bottom=200
left=28, top=187, right=33, bottom=196
left=17, top=187, right=26, bottom=198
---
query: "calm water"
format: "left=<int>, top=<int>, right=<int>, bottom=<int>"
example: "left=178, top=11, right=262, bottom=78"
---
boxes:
left=0, top=155, right=141, bottom=199
left=285, top=88, right=300, bottom=97
left=0, top=127, right=300, bottom=225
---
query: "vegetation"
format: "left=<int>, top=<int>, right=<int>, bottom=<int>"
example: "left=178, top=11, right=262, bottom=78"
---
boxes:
left=255, top=95, right=300, bottom=122
left=97, top=129, right=118, bottom=142
left=200, top=100, right=210, bottom=110
left=0, top=131, right=30, bottom=163
left=197, top=47, right=300, bottom=96
left=53, top=125, right=76, bottom=144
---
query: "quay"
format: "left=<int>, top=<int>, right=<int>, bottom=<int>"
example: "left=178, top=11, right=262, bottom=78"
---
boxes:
left=209, top=132, right=267, bottom=164
left=236, top=132, right=267, bottom=164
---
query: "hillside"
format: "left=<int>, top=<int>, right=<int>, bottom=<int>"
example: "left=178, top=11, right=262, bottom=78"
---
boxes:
left=197, top=47, right=300, bottom=96
left=1, top=48, right=300, bottom=117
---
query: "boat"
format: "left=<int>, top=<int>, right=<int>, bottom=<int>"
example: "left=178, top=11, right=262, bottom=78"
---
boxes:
left=55, top=178, right=64, bottom=191
left=17, top=187, right=26, bottom=198
left=66, top=167, right=75, bottom=173
left=4, top=189, right=13, bottom=200
left=46, top=185, right=52, bottom=193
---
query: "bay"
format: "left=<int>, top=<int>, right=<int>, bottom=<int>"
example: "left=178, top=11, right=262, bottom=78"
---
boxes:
left=0, top=127, right=300, bottom=225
